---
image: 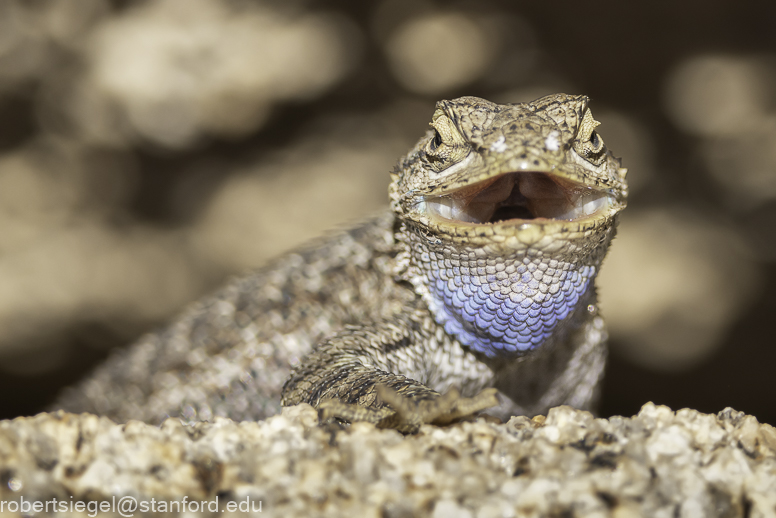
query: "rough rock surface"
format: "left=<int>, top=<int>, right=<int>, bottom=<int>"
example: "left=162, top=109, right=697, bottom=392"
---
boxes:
left=0, top=404, right=775, bottom=517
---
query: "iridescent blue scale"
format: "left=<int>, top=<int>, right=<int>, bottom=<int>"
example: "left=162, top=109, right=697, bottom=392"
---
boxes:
left=424, top=258, right=595, bottom=357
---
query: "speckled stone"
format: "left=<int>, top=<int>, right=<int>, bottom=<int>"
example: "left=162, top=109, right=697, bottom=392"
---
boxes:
left=0, top=404, right=774, bottom=517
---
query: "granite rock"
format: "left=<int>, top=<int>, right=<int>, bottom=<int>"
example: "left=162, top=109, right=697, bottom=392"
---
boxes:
left=0, top=403, right=774, bottom=517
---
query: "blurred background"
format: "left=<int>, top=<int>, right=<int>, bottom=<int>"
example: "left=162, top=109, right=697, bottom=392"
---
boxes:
left=0, top=0, right=773, bottom=424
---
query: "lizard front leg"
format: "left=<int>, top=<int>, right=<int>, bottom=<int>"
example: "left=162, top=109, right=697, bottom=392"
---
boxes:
left=280, top=308, right=498, bottom=433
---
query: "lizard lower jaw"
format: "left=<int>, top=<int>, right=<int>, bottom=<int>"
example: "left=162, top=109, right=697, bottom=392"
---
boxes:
left=423, top=172, right=615, bottom=224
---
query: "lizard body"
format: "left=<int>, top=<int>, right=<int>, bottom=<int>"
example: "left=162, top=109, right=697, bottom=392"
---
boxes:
left=56, top=94, right=627, bottom=431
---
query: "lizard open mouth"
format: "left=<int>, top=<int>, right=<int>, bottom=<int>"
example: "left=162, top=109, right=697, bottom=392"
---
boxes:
left=424, top=172, right=614, bottom=224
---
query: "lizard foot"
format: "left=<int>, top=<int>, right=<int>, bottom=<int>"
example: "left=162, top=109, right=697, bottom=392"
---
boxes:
left=318, top=385, right=499, bottom=433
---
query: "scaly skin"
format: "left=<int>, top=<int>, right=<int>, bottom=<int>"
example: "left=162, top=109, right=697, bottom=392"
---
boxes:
left=56, top=95, right=627, bottom=432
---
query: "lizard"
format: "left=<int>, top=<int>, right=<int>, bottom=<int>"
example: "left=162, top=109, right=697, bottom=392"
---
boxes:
left=54, top=94, right=628, bottom=433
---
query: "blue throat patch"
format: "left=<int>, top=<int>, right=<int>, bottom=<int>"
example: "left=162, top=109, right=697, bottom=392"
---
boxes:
left=424, top=259, right=594, bottom=358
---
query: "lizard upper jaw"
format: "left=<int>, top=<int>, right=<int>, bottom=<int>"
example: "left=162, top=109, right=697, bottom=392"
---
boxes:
left=423, top=171, right=615, bottom=224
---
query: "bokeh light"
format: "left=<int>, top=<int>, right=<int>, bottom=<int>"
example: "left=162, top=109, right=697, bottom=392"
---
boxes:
left=599, top=209, right=759, bottom=371
left=384, top=11, right=499, bottom=94
left=0, top=0, right=772, bottom=425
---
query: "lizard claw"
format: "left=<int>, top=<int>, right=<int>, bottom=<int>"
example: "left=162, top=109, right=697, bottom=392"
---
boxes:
left=318, top=398, right=394, bottom=425
left=377, top=385, right=500, bottom=427
left=318, top=385, right=500, bottom=433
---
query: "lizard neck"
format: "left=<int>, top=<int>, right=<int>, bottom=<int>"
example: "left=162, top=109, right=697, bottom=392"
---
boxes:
left=396, top=221, right=614, bottom=359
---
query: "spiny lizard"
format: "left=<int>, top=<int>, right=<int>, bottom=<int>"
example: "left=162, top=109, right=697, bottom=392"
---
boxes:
left=56, top=94, right=628, bottom=432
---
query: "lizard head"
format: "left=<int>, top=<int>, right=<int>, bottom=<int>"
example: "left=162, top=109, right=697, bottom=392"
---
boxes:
left=390, top=94, right=627, bottom=230
left=390, top=94, right=628, bottom=357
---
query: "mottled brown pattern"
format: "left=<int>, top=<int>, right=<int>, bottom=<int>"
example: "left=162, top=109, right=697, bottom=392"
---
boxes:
left=56, top=95, right=627, bottom=432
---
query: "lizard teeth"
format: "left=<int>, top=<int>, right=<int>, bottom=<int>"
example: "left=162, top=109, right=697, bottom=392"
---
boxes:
left=424, top=172, right=614, bottom=224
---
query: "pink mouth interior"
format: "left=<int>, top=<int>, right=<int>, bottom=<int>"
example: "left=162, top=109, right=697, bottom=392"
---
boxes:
left=425, top=172, right=611, bottom=223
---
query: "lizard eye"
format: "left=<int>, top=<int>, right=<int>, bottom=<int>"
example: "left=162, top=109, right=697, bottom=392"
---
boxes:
left=573, top=109, right=606, bottom=165
left=424, top=112, right=469, bottom=169
left=427, top=113, right=455, bottom=154
left=590, top=131, right=600, bottom=149
left=429, top=129, right=443, bottom=151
